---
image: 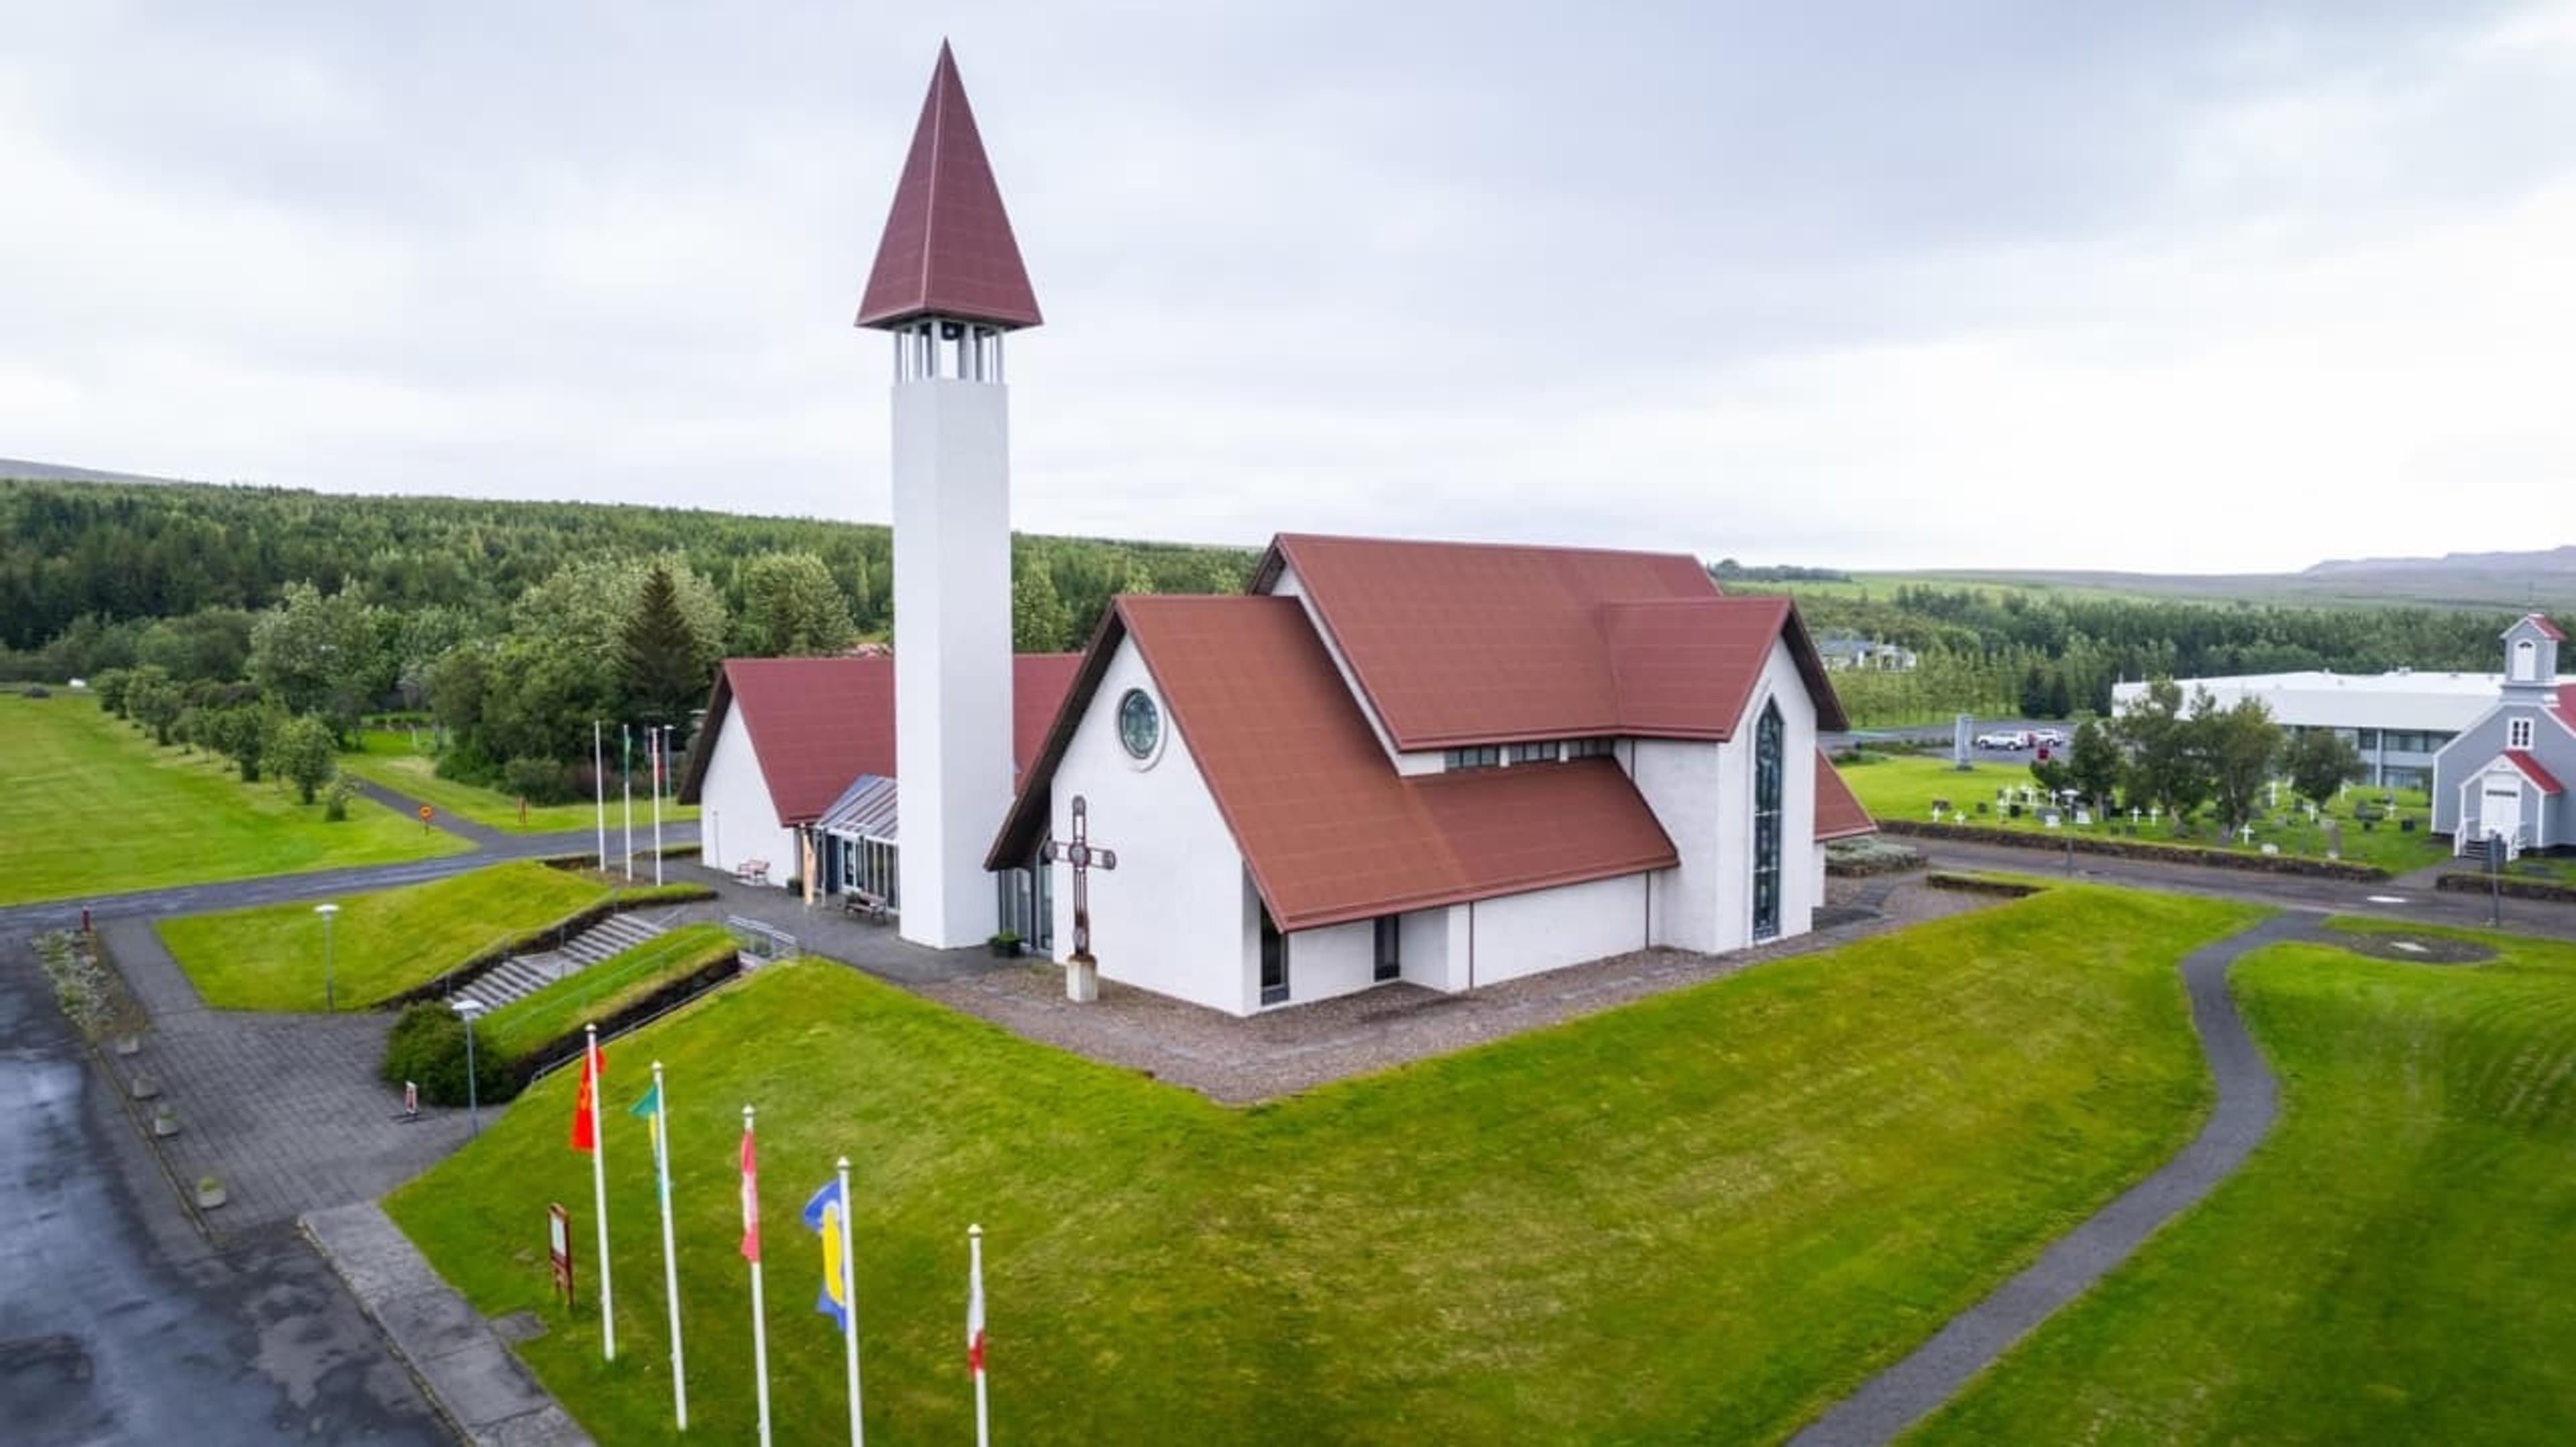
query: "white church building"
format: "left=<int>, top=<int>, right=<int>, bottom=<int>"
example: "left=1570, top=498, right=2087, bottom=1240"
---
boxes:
left=695, top=42, right=1874, bottom=1014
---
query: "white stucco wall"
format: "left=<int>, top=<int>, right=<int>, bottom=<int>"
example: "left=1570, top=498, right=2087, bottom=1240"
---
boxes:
left=1278, top=918, right=1378, bottom=1006
left=1399, top=908, right=1452, bottom=991
left=1048, top=635, right=1253, bottom=1015
left=697, top=710, right=796, bottom=886
left=1629, top=637, right=1820, bottom=952
left=892, top=376, right=1015, bottom=948
left=1454, top=871, right=1654, bottom=987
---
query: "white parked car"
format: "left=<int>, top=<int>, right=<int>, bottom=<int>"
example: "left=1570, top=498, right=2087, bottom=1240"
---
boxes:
left=1974, top=730, right=2030, bottom=749
left=2030, top=729, right=2067, bottom=747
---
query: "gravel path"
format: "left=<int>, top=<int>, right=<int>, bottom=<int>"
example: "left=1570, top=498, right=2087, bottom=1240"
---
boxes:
left=918, top=877, right=1997, bottom=1104
left=1784, top=912, right=2314, bottom=1447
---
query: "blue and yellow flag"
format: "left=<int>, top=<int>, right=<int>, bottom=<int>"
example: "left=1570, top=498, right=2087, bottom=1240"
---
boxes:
left=802, top=1177, right=851, bottom=1329
left=627, top=1079, right=661, bottom=1150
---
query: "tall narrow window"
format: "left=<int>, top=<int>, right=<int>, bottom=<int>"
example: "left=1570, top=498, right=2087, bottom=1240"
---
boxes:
left=1260, top=906, right=1290, bottom=1005
left=1752, top=700, right=1784, bottom=942
left=1373, top=916, right=1401, bottom=982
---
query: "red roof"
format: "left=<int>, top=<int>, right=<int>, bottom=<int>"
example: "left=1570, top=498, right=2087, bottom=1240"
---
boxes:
left=2519, top=613, right=2567, bottom=642
left=989, top=596, right=1678, bottom=930
left=2502, top=749, right=2565, bottom=794
left=1250, top=533, right=1845, bottom=747
left=854, top=42, right=1042, bottom=331
left=678, top=653, right=1078, bottom=824
left=1815, top=751, right=1876, bottom=839
left=2559, top=683, right=2576, bottom=723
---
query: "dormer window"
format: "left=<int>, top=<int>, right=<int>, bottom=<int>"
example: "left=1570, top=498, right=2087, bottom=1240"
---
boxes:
left=2510, top=716, right=2535, bottom=749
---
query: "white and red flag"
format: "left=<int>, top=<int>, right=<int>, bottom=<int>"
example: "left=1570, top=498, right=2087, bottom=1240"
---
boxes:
left=739, top=1123, right=761, bottom=1261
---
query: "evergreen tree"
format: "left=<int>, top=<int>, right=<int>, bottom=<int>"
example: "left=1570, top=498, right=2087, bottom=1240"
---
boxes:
left=620, top=564, right=706, bottom=724
left=2018, top=665, right=2051, bottom=718
left=1012, top=565, right=1071, bottom=653
left=2045, top=670, right=2072, bottom=719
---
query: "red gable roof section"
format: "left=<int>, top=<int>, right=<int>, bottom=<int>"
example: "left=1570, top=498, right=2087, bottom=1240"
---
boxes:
left=2520, top=613, right=2567, bottom=641
left=2502, top=749, right=2565, bottom=795
left=2557, top=683, right=2576, bottom=725
left=1814, top=751, right=1876, bottom=839
left=1256, top=534, right=1715, bottom=748
left=989, top=596, right=1678, bottom=930
left=854, top=42, right=1043, bottom=331
left=1254, top=534, right=1845, bottom=745
left=678, top=654, right=1077, bottom=824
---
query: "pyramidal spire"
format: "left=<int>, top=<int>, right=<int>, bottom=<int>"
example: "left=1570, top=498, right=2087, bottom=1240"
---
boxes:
left=855, top=41, right=1042, bottom=331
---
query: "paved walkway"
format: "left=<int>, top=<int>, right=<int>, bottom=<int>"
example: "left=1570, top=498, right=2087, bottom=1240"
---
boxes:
left=305, top=1202, right=592, bottom=1446
left=91, top=916, right=478, bottom=1244
left=918, top=876, right=1998, bottom=1103
left=350, top=777, right=513, bottom=847
left=1784, top=912, right=2315, bottom=1446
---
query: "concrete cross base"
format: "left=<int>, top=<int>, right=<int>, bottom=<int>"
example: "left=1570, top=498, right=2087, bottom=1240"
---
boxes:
left=1065, top=955, right=1099, bottom=1004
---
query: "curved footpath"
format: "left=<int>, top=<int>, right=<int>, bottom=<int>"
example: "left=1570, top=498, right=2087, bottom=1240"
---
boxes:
left=1786, top=912, right=2314, bottom=1447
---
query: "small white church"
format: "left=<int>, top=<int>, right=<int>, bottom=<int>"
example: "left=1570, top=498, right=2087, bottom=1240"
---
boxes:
left=690, top=43, right=1874, bottom=1016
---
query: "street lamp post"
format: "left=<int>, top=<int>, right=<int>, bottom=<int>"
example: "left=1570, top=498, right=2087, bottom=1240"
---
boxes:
left=453, top=996, right=487, bottom=1134
left=315, top=902, right=341, bottom=1013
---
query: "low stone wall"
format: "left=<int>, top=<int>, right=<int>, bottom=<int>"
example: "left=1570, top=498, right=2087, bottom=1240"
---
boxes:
left=2435, top=872, right=2576, bottom=905
left=505, top=953, right=741, bottom=1088
left=1925, top=872, right=2045, bottom=898
left=1880, top=818, right=2388, bottom=881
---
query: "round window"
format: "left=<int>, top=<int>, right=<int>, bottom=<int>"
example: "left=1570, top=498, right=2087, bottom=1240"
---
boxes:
left=1116, top=688, right=1162, bottom=762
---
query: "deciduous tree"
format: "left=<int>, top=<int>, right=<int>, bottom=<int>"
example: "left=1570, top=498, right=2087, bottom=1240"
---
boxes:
left=2284, top=727, right=2366, bottom=810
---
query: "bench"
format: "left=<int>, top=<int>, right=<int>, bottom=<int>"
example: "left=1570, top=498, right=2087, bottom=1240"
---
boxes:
left=841, top=890, right=890, bottom=923
left=735, top=857, right=771, bottom=886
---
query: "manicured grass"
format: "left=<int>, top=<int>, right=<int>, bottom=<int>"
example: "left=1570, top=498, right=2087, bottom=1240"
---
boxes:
left=156, top=860, right=698, bottom=1010
left=388, top=885, right=2262, bottom=1444
left=481, top=922, right=737, bottom=1063
left=1838, top=753, right=2450, bottom=873
left=0, top=694, right=466, bottom=906
left=344, top=729, right=699, bottom=836
left=1913, top=922, right=2576, bottom=1444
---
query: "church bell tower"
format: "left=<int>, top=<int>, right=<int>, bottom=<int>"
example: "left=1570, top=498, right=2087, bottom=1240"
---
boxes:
left=857, top=42, right=1042, bottom=949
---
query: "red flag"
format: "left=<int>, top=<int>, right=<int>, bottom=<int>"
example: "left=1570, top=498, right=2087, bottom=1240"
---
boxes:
left=570, top=1041, right=604, bottom=1152
left=739, top=1126, right=761, bottom=1262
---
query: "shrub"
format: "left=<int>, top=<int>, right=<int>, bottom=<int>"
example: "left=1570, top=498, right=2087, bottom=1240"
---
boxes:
left=323, top=771, right=360, bottom=821
left=380, top=1002, right=517, bottom=1107
left=502, top=755, right=578, bottom=806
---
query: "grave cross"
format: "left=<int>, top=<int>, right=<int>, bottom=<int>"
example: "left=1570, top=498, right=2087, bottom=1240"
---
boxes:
left=1042, top=794, right=1118, bottom=961
left=2239, top=823, right=2256, bottom=846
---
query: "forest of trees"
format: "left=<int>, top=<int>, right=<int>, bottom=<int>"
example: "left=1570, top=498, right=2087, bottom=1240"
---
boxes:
left=1760, top=581, right=2528, bottom=727
left=5, top=476, right=2546, bottom=771
left=2, top=478, right=1256, bottom=799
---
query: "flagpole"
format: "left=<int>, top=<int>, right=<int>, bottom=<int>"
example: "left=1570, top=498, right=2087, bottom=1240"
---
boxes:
left=969, top=1223, right=990, bottom=1447
left=835, top=1157, right=864, bottom=1447
left=588, top=1024, right=614, bottom=1361
left=621, top=724, right=635, bottom=881
left=649, top=725, right=665, bottom=888
left=654, top=1061, right=688, bottom=1431
left=593, top=720, right=607, bottom=871
left=745, top=1105, right=773, bottom=1447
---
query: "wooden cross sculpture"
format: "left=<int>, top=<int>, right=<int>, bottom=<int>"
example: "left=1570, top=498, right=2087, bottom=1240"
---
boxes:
left=1043, top=795, right=1117, bottom=965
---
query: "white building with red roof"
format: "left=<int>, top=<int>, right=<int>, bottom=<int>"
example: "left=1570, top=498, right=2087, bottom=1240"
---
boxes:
left=2431, top=614, right=2574, bottom=859
left=688, top=43, right=1872, bottom=1011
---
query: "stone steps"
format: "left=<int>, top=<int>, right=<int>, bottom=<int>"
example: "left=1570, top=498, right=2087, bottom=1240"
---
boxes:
left=462, top=912, right=669, bottom=1009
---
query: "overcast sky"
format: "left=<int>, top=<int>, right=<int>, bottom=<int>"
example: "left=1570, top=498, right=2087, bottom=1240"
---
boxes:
left=4, top=1, right=2571, bottom=572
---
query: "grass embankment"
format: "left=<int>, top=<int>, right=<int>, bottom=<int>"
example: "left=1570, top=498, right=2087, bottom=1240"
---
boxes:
left=1913, top=920, right=2576, bottom=1444
left=481, top=922, right=737, bottom=1063
left=390, top=885, right=2261, bottom=1444
left=156, top=859, right=699, bottom=1010
left=1841, top=753, right=2449, bottom=873
left=0, top=694, right=466, bottom=906
left=345, top=729, right=700, bottom=835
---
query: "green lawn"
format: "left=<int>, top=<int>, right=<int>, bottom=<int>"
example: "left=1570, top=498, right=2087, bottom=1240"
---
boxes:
left=0, top=694, right=467, bottom=906
left=482, top=922, right=737, bottom=1063
left=156, top=859, right=697, bottom=1010
left=1912, top=920, right=2576, bottom=1444
left=388, top=885, right=2263, bottom=1444
left=344, top=729, right=699, bottom=836
left=1838, top=753, right=2451, bottom=874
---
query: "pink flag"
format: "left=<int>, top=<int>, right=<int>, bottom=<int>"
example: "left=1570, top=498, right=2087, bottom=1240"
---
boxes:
left=739, top=1126, right=761, bottom=1262
left=967, top=1248, right=986, bottom=1374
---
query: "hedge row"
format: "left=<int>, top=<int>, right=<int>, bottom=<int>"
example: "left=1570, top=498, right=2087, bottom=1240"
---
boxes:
left=1880, top=818, right=2390, bottom=882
